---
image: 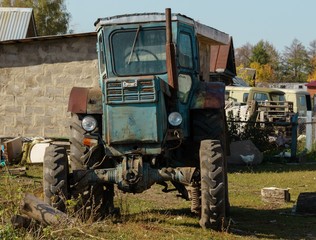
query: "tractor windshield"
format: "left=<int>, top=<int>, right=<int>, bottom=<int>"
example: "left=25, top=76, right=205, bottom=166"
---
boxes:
left=111, top=28, right=167, bottom=76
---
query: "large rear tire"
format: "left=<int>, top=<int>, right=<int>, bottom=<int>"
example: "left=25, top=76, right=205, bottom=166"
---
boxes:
left=43, top=145, right=69, bottom=212
left=199, top=139, right=226, bottom=231
left=70, top=113, right=114, bottom=221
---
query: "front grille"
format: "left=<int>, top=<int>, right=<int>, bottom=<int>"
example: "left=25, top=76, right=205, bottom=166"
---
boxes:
left=106, top=78, right=156, bottom=103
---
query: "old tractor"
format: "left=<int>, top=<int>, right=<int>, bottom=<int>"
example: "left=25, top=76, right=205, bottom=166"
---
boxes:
left=43, top=9, right=230, bottom=230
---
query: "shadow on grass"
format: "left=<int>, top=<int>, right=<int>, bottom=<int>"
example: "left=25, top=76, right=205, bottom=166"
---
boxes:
left=228, top=161, right=316, bottom=174
left=117, top=206, right=316, bottom=239
left=229, top=206, right=316, bottom=239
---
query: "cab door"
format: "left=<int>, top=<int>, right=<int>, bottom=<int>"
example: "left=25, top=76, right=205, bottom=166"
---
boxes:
left=177, top=23, right=198, bottom=136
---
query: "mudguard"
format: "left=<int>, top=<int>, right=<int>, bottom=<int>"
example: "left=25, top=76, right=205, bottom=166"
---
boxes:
left=68, top=87, right=102, bottom=114
left=190, top=82, right=225, bottom=109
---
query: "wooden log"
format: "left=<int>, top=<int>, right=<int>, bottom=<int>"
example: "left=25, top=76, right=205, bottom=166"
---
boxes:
left=296, top=192, right=316, bottom=214
left=261, top=187, right=290, bottom=203
left=20, top=193, right=73, bottom=226
left=8, top=167, right=27, bottom=176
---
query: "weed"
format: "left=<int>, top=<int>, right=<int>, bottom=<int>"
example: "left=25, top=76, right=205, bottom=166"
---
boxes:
left=2, top=163, right=316, bottom=239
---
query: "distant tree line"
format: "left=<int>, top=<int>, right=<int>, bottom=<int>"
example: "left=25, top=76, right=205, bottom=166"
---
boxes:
left=0, top=0, right=71, bottom=36
left=235, top=39, right=316, bottom=86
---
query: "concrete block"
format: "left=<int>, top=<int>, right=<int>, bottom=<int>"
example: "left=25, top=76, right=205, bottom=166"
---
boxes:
left=4, top=126, right=23, bottom=136
left=23, top=127, right=43, bottom=137
left=45, top=106, right=64, bottom=117
left=25, top=65, right=43, bottom=75
left=34, top=116, right=53, bottom=127
left=25, top=106, right=45, bottom=115
left=44, top=127, right=62, bottom=138
left=24, top=76, right=39, bottom=88
left=15, top=116, right=33, bottom=127
left=5, top=105, right=22, bottom=114
left=0, top=115, right=14, bottom=124
left=261, top=187, right=290, bottom=203
left=46, top=87, right=64, bottom=97
left=44, top=63, right=65, bottom=75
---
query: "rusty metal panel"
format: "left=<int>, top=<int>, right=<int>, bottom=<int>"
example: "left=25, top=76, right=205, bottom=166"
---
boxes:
left=87, top=88, right=103, bottom=114
left=191, top=82, right=225, bottom=109
left=0, top=7, right=36, bottom=41
left=106, top=104, right=159, bottom=144
left=68, top=87, right=103, bottom=114
left=68, top=87, right=89, bottom=113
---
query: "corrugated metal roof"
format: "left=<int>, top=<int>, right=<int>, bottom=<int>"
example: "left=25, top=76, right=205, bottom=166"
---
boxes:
left=0, top=7, right=36, bottom=41
left=0, top=32, right=96, bottom=45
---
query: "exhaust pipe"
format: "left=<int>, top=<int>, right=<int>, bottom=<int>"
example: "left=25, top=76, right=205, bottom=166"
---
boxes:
left=165, top=8, right=178, bottom=92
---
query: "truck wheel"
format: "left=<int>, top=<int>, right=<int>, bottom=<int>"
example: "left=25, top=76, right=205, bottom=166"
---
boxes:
left=199, top=139, right=227, bottom=231
left=70, top=113, right=114, bottom=221
left=43, top=145, right=69, bottom=212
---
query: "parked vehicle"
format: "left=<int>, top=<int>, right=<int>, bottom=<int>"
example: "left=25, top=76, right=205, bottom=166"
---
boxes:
left=225, top=86, right=286, bottom=105
left=225, top=86, right=295, bottom=138
left=277, top=89, right=311, bottom=116
left=43, top=9, right=230, bottom=230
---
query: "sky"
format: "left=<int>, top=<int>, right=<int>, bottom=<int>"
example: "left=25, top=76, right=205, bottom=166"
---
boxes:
left=66, top=0, right=315, bottom=52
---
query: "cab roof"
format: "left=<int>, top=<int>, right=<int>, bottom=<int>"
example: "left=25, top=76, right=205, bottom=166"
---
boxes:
left=226, top=86, right=286, bottom=94
left=94, top=12, right=229, bottom=45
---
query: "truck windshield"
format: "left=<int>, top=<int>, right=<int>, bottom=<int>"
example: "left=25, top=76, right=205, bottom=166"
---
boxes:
left=111, top=28, right=167, bottom=76
left=270, top=93, right=285, bottom=102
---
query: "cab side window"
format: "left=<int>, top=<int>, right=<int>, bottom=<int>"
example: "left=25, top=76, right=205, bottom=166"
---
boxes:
left=179, top=32, right=193, bottom=69
left=98, top=33, right=106, bottom=75
left=243, top=93, right=249, bottom=102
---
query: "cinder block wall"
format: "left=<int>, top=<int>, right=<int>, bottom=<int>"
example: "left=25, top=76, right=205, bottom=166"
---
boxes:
left=0, top=34, right=99, bottom=138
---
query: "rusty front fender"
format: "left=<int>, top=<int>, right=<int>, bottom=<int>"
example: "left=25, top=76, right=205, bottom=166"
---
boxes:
left=68, top=87, right=102, bottom=114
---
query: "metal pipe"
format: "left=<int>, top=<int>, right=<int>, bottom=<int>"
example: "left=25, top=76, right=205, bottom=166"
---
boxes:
left=165, top=8, right=178, bottom=91
left=166, top=8, right=172, bottom=45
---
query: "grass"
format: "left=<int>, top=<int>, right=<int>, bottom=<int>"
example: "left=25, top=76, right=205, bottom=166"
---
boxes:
left=1, top=161, right=316, bottom=239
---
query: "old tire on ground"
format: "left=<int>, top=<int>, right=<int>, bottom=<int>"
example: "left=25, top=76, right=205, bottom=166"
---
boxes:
left=70, top=113, right=114, bottom=221
left=43, top=145, right=69, bottom=212
left=199, top=139, right=226, bottom=231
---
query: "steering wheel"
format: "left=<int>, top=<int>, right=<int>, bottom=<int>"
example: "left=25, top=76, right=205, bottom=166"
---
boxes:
left=126, top=48, right=159, bottom=63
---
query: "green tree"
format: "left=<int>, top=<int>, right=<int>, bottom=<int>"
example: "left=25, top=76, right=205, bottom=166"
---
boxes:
left=250, top=40, right=270, bottom=65
left=236, top=40, right=280, bottom=84
left=0, top=0, right=71, bottom=36
left=282, top=39, right=310, bottom=82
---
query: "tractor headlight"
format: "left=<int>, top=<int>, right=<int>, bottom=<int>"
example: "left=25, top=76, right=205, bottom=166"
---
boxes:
left=82, top=116, right=97, bottom=132
left=168, top=112, right=183, bottom=126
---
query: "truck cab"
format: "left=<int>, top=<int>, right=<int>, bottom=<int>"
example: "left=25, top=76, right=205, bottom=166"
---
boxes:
left=278, top=89, right=311, bottom=116
left=225, top=86, right=286, bottom=105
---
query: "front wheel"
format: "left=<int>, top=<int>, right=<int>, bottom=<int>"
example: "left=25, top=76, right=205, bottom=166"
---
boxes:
left=199, top=139, right=227, bottom=231
left=43, top=145, right=69, bottom=212
left=70, top=113, right=114, bottom=221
